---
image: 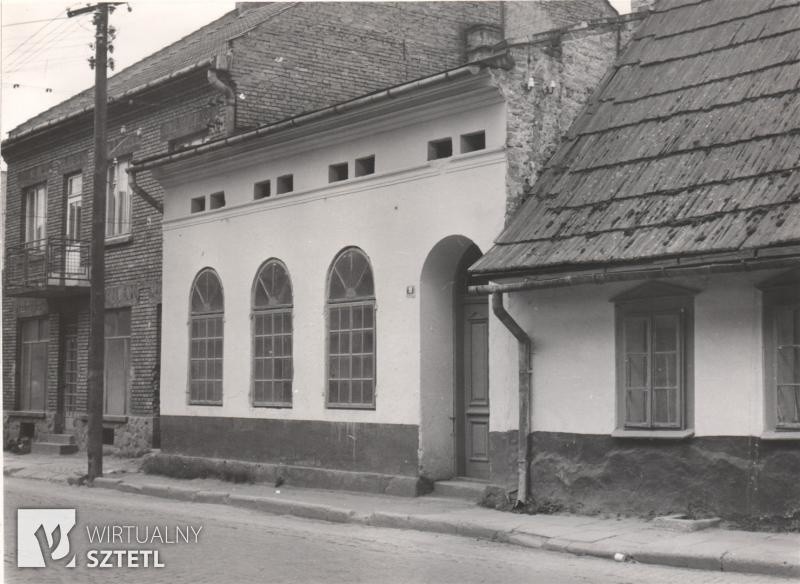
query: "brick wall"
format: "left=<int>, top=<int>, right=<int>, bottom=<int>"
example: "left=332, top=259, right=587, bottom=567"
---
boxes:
left=491, top=15, right=644, bottom=219
left=2, top=72, right=226, bottom=450
left=229, top=2, right=502, bottom=129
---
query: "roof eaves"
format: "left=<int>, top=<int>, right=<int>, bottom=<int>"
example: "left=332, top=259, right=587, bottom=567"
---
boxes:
left=2, top=57, right=215, bottom=149
left=130, top=54, right=512, bottom=173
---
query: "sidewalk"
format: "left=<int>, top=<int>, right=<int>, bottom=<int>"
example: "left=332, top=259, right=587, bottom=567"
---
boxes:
left=5, top=451, right=799, bottom=579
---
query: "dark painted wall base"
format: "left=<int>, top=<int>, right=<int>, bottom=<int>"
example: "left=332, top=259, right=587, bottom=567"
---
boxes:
left=519, top=431, right=800, bottom=525
left=143, top=452, right=430, bottom=497
left=161, top=415, right=419, bottom=476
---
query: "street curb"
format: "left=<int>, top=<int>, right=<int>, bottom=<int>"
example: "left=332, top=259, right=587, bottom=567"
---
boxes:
left=21, top=472, right=800, bottom=580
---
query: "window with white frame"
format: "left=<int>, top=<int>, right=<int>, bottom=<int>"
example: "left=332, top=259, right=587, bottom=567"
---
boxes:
left=252, top=259, right=293, bottom=407
left=762, top=271, right=800, bottom=431
left=65, top=173, right=82, bottom=241
left=189, top=269, right=224, bottom=405
left=24, top=183, right=47, bottom=248
left=106, top=157, right=131, bottom=238
left=326, top=247, right=376, bottom=409
left=614, top=282, right=695, bottom=431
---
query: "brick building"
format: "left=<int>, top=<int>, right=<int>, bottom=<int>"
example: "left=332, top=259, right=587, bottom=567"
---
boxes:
left=5, top=2, right=572, bottom=453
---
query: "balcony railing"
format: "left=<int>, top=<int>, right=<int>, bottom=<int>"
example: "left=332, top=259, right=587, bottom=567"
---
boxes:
left=5, top=238, right=90, bottom=296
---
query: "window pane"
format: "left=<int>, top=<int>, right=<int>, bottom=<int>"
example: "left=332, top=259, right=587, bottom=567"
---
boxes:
left=652, top=387, right=677, bottom=425
left=624, top=317, right=648, bottom=353
left=626, top=354, right=648, bottom=388
left=777, top=346, right=800, bottom=385
left=626, top=389, right=648, bottom=424
left=328, top=249, right=374, bottom=300
left=654, top=314, right=678, bottom=352
left=777, top=385, right=800, bottom=425
left=654, top=353, right=677, bottom=388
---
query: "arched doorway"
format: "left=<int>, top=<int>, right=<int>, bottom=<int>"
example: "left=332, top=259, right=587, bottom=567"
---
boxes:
left=419, top=236, right=486, bottom=480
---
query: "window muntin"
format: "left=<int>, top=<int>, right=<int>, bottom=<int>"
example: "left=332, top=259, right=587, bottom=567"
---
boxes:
left=252, top=260, right=293, bottom=407
left=66, top=173, right=82, bottom=240
left=189, top=269, right=224, bottom=405
left=24, top=183, right=47, bottom=248
left=327, top=248, right=376, bottom=408
left=106, top=157, right=131, bottom=238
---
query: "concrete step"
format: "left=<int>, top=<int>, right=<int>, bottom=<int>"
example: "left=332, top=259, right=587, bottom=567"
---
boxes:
left=39, top=433, right=76, bottom=445
left=31, top=442, right=79, bottom=455
left=432, top=478, right=489, bottom=501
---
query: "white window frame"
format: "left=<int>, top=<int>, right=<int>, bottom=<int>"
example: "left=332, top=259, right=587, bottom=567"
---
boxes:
left=106, top=157, right=131, bottom=238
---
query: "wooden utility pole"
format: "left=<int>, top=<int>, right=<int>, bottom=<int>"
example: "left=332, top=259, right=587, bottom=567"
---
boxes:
left=68, top=2, right=119, bottom=479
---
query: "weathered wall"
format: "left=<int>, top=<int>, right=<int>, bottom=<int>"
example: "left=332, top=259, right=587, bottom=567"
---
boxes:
left=491, top=16, right=644, bottom=219
left=529, top=431, right=800, bottom=524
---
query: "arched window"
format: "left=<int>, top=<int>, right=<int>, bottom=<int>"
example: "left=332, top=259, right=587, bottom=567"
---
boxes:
left=252, top=259, right=293, bottom=407
left=189, top=268, right=224, bottom=404
left=327, top=247, right=376, bottom=408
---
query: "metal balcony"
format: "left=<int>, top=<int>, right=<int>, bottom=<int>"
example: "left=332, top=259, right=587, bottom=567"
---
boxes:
left=5, top=238, right=90, bottom=297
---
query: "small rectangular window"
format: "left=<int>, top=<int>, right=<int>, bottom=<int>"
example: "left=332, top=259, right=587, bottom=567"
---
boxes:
left=329, top=162, right=349, bottom=183
left=254, top=180, right=271, bottom=200
left=460, top=131, right=486, bottom=153
left=191, top=196, right=206, bottom=213
left=428, top=137, right=453, bottom=160
left=276, top=174, right=294, bottom=194
left=354, top=155, right=375, bottom=177
left=209, top=192, right=225, bottom=210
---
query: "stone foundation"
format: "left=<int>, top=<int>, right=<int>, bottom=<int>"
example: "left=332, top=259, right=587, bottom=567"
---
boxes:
left=525, top=431, right=800, bottom=525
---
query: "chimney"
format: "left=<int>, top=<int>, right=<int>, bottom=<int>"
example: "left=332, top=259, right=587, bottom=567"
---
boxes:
left=465, top=24, right=503, bottom=62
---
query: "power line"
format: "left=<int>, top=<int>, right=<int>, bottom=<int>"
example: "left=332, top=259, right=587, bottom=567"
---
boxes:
left=2, top=16, right=70, bottom=28
left=4, top=18, right=85, bottom=73
left=3, top=9, right=66, bottom=61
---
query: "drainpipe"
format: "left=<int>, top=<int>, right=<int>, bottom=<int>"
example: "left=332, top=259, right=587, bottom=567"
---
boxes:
left=491, top=292, right=532, bottom=507
left=207, top=55, right=236, bottom=135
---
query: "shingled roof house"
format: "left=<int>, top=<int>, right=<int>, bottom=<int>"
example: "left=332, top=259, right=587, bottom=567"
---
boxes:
left=472, top=0, right=800, bottom=523
left=4, top=2, right=625, bottom=455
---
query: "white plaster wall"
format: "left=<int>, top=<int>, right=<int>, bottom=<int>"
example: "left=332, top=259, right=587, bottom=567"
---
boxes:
left=491, top=272, right=775, bottom=437
left=160, top=101, right=507, bottom=427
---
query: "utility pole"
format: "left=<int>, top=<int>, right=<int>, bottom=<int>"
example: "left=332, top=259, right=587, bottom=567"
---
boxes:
left=67, top=2, right=122, bottom=480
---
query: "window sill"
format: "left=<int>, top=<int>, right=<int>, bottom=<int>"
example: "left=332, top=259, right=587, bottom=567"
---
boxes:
left=253, top=403, right=293, bottom=409
left=188, top=401, right=223, bottom=407
left=760, top=431, right=800, bottom=441
left=105, top=234, right=132, bottom=247
left=6, top=410, right=46, bottom=419
left=326, top=404, right=377, bottom=411
left=611, top=429, right=694, bottom=440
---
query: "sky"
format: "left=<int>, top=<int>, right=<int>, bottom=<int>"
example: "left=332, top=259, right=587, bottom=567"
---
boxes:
left=1, top=0, right=631, bottom=144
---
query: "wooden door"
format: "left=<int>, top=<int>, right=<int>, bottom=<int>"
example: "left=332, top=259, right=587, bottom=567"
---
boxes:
left=459, top=298, right=490, bottom=479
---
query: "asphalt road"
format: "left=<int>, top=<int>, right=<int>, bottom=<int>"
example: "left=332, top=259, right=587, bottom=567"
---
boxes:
left=3, top=477, right=787, bottom=584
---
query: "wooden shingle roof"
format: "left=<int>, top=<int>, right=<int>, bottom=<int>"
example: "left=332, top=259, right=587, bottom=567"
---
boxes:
left=472, top=0, right=800, bottom=277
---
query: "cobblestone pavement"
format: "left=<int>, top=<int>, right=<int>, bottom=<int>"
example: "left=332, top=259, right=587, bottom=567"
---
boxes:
left=4, top=477, right=788, bottom=584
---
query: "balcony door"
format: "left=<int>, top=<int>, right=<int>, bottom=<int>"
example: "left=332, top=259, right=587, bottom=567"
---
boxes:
left=65, top=173, right=84, bottom=277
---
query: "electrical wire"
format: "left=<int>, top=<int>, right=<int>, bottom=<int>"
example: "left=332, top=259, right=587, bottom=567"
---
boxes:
left=3, top=8, right=67, bottom=61
left=4, top=17, right=85, bottom=72
left=2, top=17, right=70, bottom=28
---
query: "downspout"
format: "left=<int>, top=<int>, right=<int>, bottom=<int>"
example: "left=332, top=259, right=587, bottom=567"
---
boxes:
left=491, top=292, right=532, bottom=507
left=128, top=171, right=163, bottom=214
left=207, top=54, right=236, bottom=135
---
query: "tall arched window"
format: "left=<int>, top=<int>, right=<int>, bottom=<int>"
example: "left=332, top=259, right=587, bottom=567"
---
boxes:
left=252, top=259, right=293, bottom=407
left=327, top=247, right=376, bottom=408
left=189, top=268, right=224, bottom=404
